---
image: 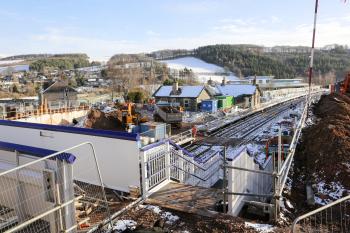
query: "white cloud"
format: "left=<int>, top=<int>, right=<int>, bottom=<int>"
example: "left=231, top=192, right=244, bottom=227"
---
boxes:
left=209, top=15, right=350, bottom=47
left=25, top=15, right=350, bottom=61
left=146, top=30, right=160, bottom=37
left=31, top=28, right=141, bottom=61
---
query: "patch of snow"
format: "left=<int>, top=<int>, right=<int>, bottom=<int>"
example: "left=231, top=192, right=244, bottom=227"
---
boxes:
left=145, top=205, right=162, bottom=214
left=74, top=116, right=87, bottom=128
left=182, top=111, right=208, bottom=123
left=161, top=211, right=180, bottom=224
left=314, top=196, right=325, bottom=205
left=226, top=145, right=246, bottom=160
left=285, top=199, right=294, bottom=209
left=140, top=205, right=180, bottom=225
left=112, top=220, right=137, bottom=232
left=314, top=181, right=348, bottom=205
left=245, top=222, right=275, bottom=233
left=246, top=143, right=266, bottom=166
left=102, top=106, right=115, bottom=113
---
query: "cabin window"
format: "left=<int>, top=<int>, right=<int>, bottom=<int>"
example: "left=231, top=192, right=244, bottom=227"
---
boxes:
left=184, top=99, right=190, bottom=108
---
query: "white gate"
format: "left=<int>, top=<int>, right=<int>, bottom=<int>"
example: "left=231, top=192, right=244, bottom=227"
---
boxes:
left=141, top=140, right=223, bottom=197
left=141, top=142, right=170, bottom=197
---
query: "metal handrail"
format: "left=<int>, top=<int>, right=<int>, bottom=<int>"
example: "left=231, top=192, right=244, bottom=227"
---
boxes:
left=171, top=160, right=221, bottom=182
left=291, top=195, right=350, bottom=232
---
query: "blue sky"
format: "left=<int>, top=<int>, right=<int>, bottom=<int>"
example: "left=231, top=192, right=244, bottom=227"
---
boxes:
left=0, top=0, right=349, bottom=60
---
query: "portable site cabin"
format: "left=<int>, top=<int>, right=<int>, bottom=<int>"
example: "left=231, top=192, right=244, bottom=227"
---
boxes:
left=201, top=99, right=218, bottom=113
left=216, top=96, right=234, bottom=109
left=215, top=84, right=261, bottom=109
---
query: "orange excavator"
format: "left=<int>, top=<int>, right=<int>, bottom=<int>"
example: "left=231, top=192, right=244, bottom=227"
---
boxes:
left=340, top=72, right=350, bottom=95
left=116, top=102, right=148, bottom=126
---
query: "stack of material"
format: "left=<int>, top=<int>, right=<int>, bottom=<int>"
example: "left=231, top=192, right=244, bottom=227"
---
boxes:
left=84, top=108, right=124, bottom=131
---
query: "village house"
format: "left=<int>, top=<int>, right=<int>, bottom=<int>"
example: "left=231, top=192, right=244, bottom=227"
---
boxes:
left=153, top=82, right=211, bottom=111
left=41, top=79, right=78, bottom=108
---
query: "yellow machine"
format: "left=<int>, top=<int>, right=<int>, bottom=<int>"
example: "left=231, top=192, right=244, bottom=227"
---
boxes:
left=117, top=103, right=148, bottom=126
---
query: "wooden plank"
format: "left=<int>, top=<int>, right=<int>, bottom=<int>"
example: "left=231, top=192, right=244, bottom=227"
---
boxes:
left=146, top=182, right=221, bottom=217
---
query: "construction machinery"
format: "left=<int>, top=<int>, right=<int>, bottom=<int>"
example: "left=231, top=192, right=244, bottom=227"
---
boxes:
left=340, top=72, right=350, bottom=95
left=116, top=102, right=148, bottom=126
left=154, top=102, right=183, bottom=127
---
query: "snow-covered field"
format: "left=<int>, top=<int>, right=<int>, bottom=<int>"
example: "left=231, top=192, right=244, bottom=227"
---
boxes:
left=160, top=56, right=238, bottom=83
left=161, top=56, right=225, bottom=73
left=0, top=60, right=23, bottom=65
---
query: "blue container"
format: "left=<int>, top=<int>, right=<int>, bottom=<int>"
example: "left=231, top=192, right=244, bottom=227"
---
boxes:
left=201, top=99, right=218, bottom=113
left=140, top=123, right=150, bottom=133
left=140, top=122, right=166, bottom=140
left=132, top=125, right=140, bottom=133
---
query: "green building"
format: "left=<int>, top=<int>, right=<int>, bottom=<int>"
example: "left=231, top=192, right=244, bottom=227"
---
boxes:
left=216, top=96, right=234, bottom=109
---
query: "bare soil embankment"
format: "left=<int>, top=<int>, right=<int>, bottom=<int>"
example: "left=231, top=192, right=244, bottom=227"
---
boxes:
left=291, top=93, right=350, bottom=211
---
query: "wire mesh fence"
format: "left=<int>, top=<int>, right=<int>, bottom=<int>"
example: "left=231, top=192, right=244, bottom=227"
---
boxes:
left=292, top=196, right=350, bottom=233
left=0, top=142, right=113, bottom=233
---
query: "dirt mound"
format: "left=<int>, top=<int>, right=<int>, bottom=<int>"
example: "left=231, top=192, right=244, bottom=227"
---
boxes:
left=291, top=93, right=350, bottom=209
left=301, top=94, right=350, bottom=185
left=84, top=108, right=124, bottom=131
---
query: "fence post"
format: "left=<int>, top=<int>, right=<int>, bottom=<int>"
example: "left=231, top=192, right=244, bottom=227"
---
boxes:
left=227, top=154, right=233, bottom=214
left=278, top=126, right=282, bottom=187
left=165, top=141, right=171, bottom=181
left=190, top=156, right=196, bottom=185
left=272, top=152, right=279, bottom=222
left=14, top=151, right=27, bottom=222
left=178, top=150, right=184, bottom=183
left=56, top=160, right=76, bottom=233
left=140, top=150, right=149, bottom=198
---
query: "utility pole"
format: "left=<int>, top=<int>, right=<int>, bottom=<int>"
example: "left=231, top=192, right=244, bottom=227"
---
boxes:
left=307, top=0, right=319, bottom=115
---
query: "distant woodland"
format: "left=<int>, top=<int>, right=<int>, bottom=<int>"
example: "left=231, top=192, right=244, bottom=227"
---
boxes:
left=29, top=54, right=91, bottom=72
left=151, top=44, right=350, bottom=80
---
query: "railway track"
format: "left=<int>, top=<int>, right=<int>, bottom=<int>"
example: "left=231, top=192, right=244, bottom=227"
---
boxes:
left=185, top=98, right=305, bottom=160
left=210, top=98, right=304, bottom=139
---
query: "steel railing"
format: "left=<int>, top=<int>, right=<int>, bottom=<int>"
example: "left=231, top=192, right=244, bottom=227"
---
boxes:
left=0, top=142, right=112, bottom=233
left=291, top=195, right=350, bottom=233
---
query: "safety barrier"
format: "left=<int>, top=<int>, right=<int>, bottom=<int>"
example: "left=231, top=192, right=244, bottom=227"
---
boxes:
left=291, top=195, right=350, bottom=233
left=0, top=142, right=112, bottom=233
